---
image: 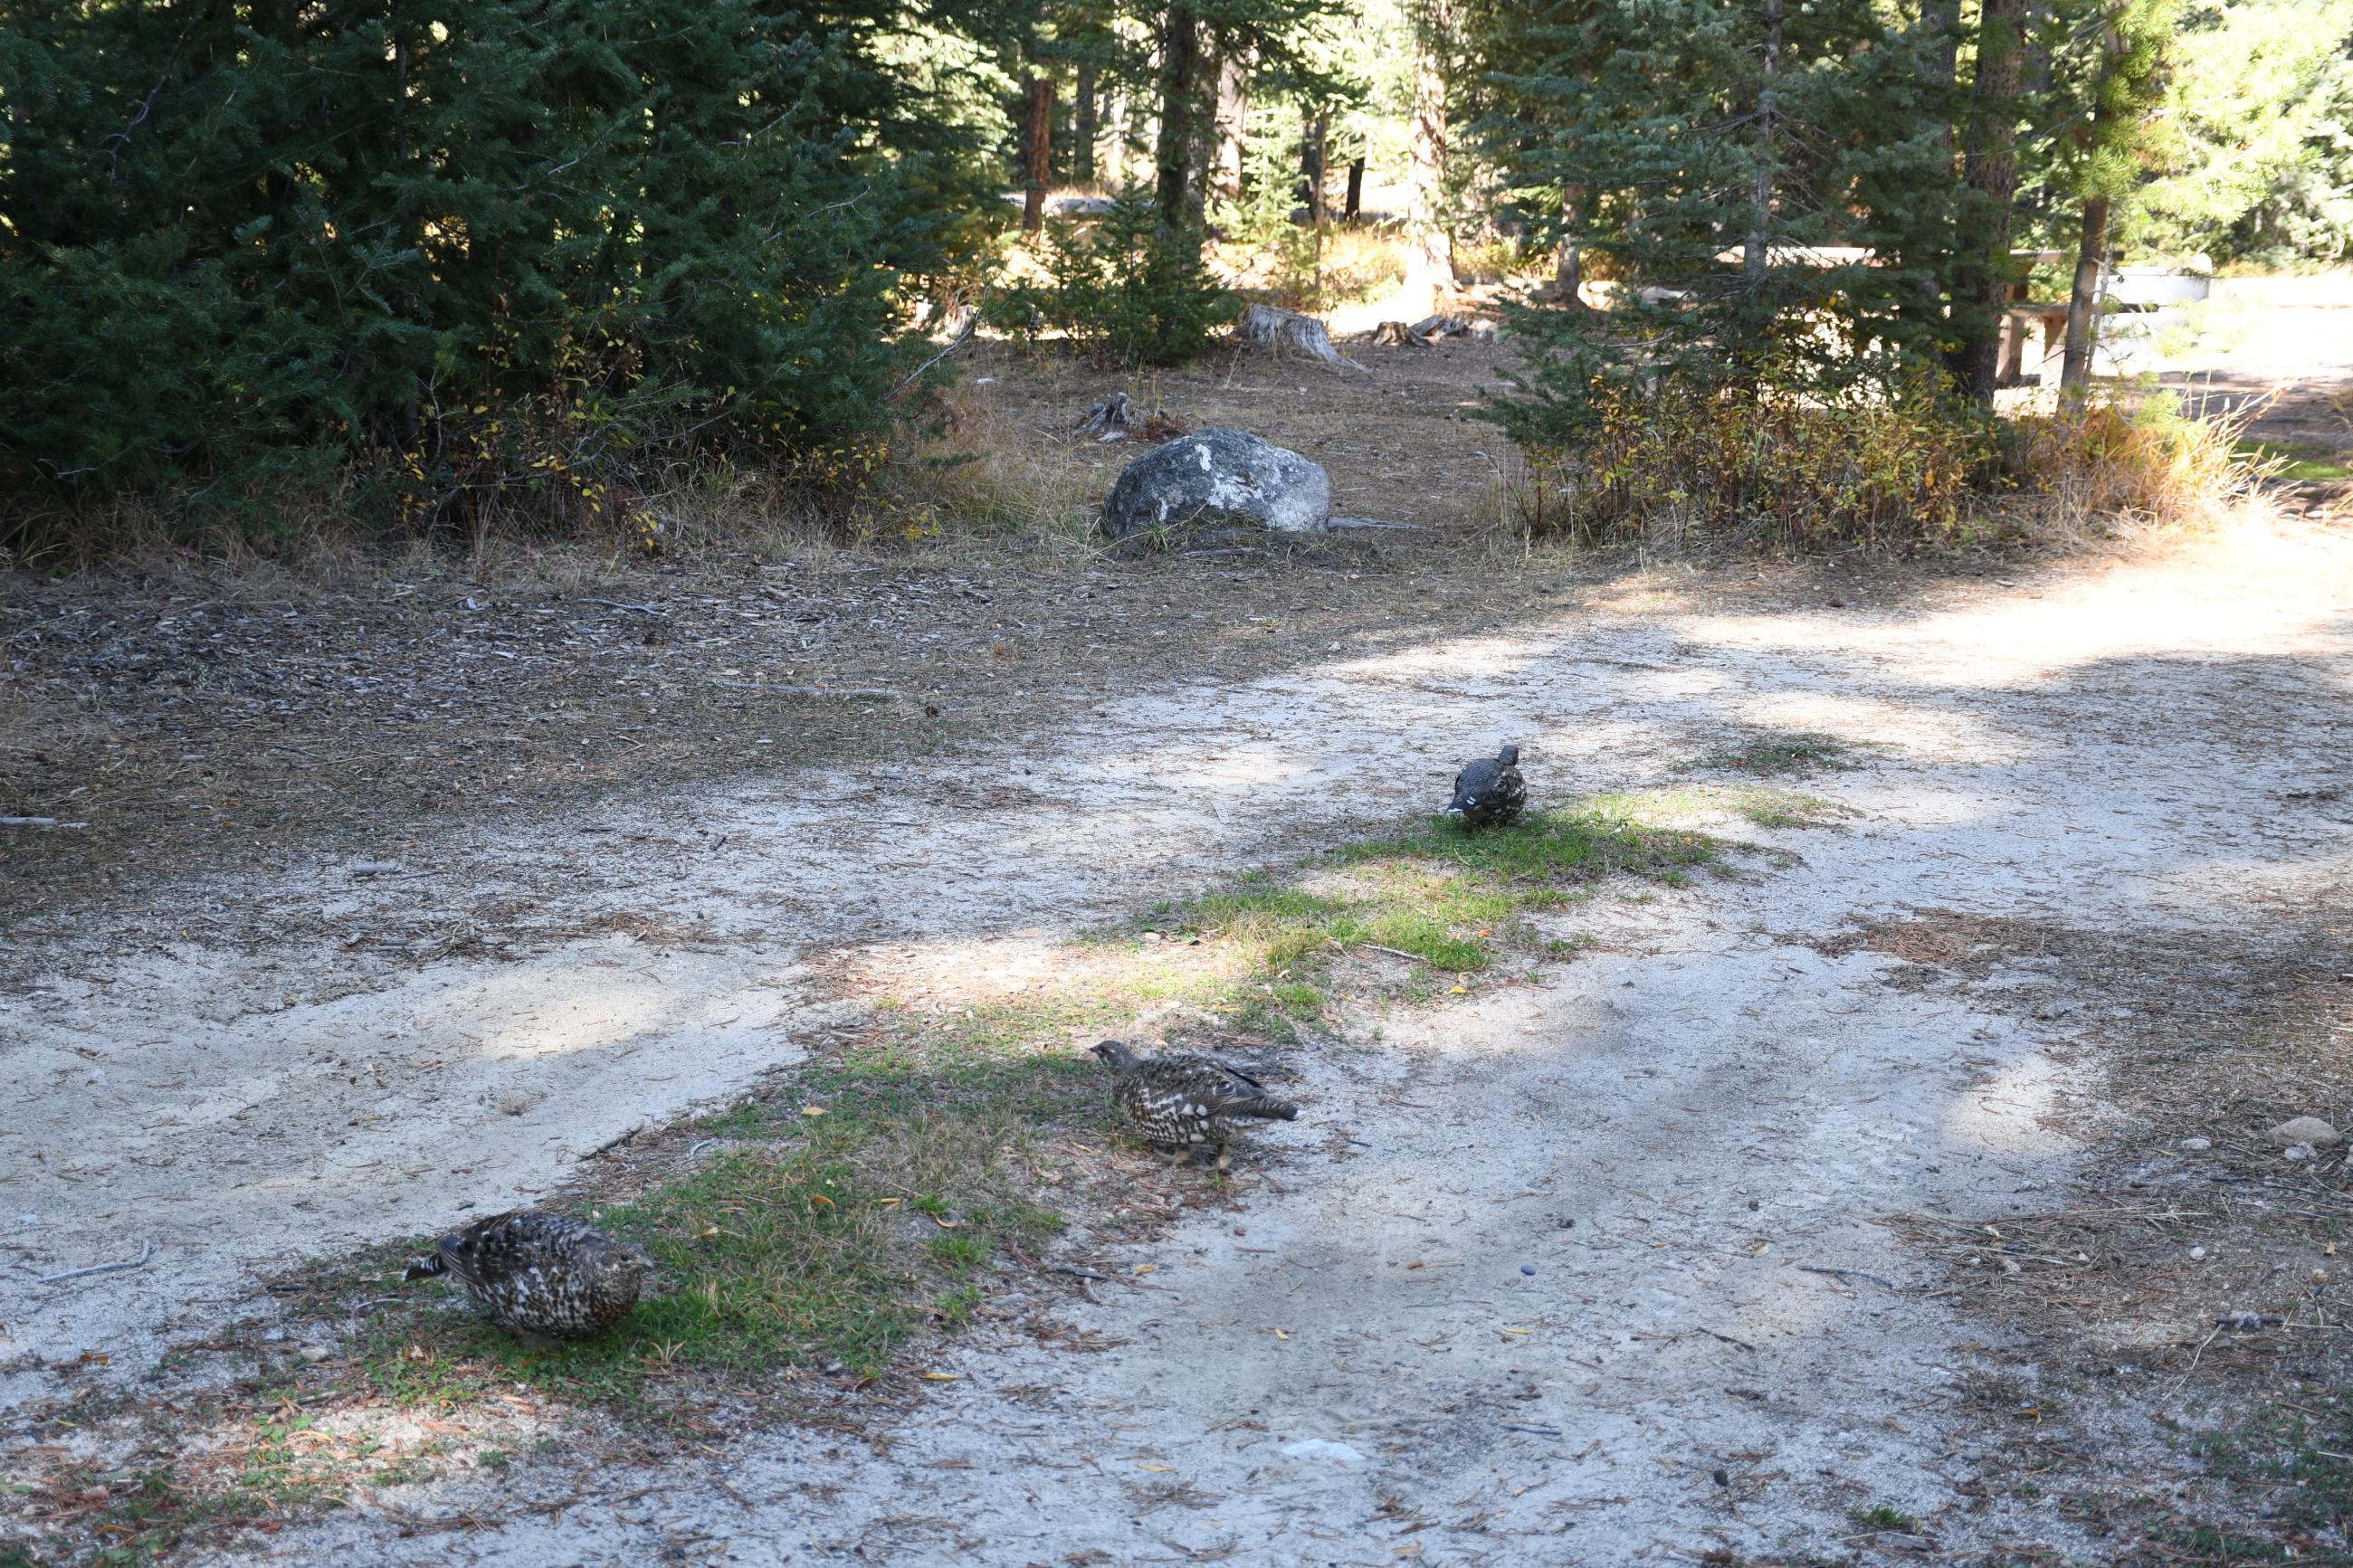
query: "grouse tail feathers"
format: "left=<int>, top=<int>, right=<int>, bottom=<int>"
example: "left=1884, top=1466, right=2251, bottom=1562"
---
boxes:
left=1227, top=1095, right=1300, bottom=1123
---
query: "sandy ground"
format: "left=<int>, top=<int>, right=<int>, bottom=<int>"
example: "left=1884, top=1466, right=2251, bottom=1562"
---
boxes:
left=8, top=511, right=2351, bottom=1562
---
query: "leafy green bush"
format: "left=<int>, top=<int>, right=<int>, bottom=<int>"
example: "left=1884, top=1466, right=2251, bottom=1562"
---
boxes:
left=996, top=190, right=1235, bottom=366
left=0, top=0, right=997, bottom=539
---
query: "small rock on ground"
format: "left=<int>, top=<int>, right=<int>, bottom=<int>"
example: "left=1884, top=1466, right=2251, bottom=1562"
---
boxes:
left=2268, top=1116, right=2341, bottom=1148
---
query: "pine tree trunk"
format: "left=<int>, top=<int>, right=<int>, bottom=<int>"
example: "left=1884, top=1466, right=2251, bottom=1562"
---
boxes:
left=1156, top=3, right=1205, bottom=247
left=2060, top=14, right=2127, bottom=404
left=1211, top=40, right=1251, bottom=207
left=1952, top=0, right=2028, bottom=404
left=1405, top=0, right=1453, bottom=309
left=1346, top=156, right=1366, bottom=221
left=2060, top=195, right=2110, bottom=400
left=1554, top=185, right=1587, bottom=306
left=1023, top=76, right=1054, bottom=232
left=1104, top=83, right=1131, bottom=185
left=1076, top=62, right=1098, bottom=185
left=1304, top=112, right=1329, bottom=228
left=1744, top=0, right=1783, bottom=286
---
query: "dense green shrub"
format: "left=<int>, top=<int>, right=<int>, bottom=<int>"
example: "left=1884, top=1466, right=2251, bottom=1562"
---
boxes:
left=995, top=189, right=1235, bottom=366
left=0, top=0, right=999, bottom=535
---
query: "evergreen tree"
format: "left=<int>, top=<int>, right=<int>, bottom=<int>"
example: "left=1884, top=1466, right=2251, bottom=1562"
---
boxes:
left=2133, top=0, right=2353, bottom=263
left=0, top=0, right=1001, bottom=524
left=2055, top=0, right=2182, bottom=394
left=1477, top=0, right=1971, bottom=444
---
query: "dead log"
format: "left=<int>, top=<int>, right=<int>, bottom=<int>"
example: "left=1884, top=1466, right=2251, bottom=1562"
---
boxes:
left=1077, top=393, right=1137, bottom=441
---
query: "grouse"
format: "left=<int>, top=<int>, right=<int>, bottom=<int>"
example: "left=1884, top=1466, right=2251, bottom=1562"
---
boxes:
left=1447, top=744, right=1527, bottom=828
left=403, top=1209, right=653, bottom=1341
left=1091, top=1040, right=1300, bottom=1171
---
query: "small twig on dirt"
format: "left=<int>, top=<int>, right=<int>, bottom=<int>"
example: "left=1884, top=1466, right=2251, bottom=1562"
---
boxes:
left=1500, top=1422, right=1565, bottom=1437
left=1, top=816, right=86, bottom=829
left=1701, top=1328, right=1758, bottom=1353
left=1800, top=1265, right=1900, bottom=1291
left=584, top=1122, right=646, bottom=1160
left=398, top=1484, right=672, bottom=1537
left=579, top=597, right=669, bottom=616
left=707, top=680, right=904, bottom=701
left=1357, top=944, right=1430, bottom=965
left=1043, top=1263, right=1111, bottom=1283
left=2171, top=1321, right=2224, bottom=1391
left=39, top=1239, right=154, bottom=1286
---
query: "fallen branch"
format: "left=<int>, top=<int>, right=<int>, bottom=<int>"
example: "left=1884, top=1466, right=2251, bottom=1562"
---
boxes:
left=887, top=312, right=979, bottom=404
left=1800, top=1265, right=1900, bottom=1290
left=396, top=1483, right=672, bottom=1537
left=39, top=1239, right=154, bottom=1287
left=1, top=817, right=86, bottom=829
left=582, top=1121, right=646, bottom=1160
left=580, top=598, right=668, bottom=616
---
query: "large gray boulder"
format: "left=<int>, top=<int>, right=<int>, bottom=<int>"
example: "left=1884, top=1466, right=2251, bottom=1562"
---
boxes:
left=1101, top=429, right=1331, bottom=551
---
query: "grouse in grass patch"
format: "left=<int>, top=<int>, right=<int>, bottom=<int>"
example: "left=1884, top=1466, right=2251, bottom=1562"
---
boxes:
left=1447, top=744, right=1527, bottom=828
left=1091, top=1040, right=1299, bottom=1172
left=404, top=1209, right=653, bottom=1341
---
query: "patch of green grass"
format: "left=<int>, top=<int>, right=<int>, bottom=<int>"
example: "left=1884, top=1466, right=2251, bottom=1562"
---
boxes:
left=1848, top=1503, right=1920, bottom=1533
left=1720, top=786, right=1851, bottom=830
left=2237, top=438, right=2352, bottom=484
left=2188, top=1387, right=2353, bottom=1544
left=1332, top=801, right=1720, bottom=883
left=1692, top=730, right=1865, bottom=777
left=348, top=1088, right=1064, bottom=1420
left=1147, top=803, right=1727, bottom=1020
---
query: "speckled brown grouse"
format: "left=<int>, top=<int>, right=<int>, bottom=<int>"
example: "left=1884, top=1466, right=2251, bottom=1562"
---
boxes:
left=1091, top=1040, right=1300, bottom=1171
left=404, top=1209, right=653, bottom=1341
left=1447, top=744, right=1527, bottom=828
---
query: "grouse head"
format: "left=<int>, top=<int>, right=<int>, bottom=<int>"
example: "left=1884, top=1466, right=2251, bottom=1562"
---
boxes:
left=1497, top=744, right=1519, bottom=767
left=1090, top=1039, right=1138, bottom=1071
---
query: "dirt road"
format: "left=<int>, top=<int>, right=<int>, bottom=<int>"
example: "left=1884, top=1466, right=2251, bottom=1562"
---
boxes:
left=11, top=518, right=2353, bottom=1563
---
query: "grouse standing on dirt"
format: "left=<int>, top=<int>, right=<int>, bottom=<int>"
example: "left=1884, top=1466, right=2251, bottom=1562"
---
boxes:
left=1447, top=744, right=1527, bottom=828
left=403, top=1209, right=653, bottom=1341
left=1091, top=1040, right=1300, bottom=1171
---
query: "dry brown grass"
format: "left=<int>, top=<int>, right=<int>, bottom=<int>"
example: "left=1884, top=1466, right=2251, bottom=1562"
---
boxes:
left=2005, top=385, right=2281, bottom=544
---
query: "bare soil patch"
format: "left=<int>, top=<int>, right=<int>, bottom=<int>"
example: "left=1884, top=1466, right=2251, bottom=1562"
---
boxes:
left=1829, top=905, right=2353, bottom=1558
